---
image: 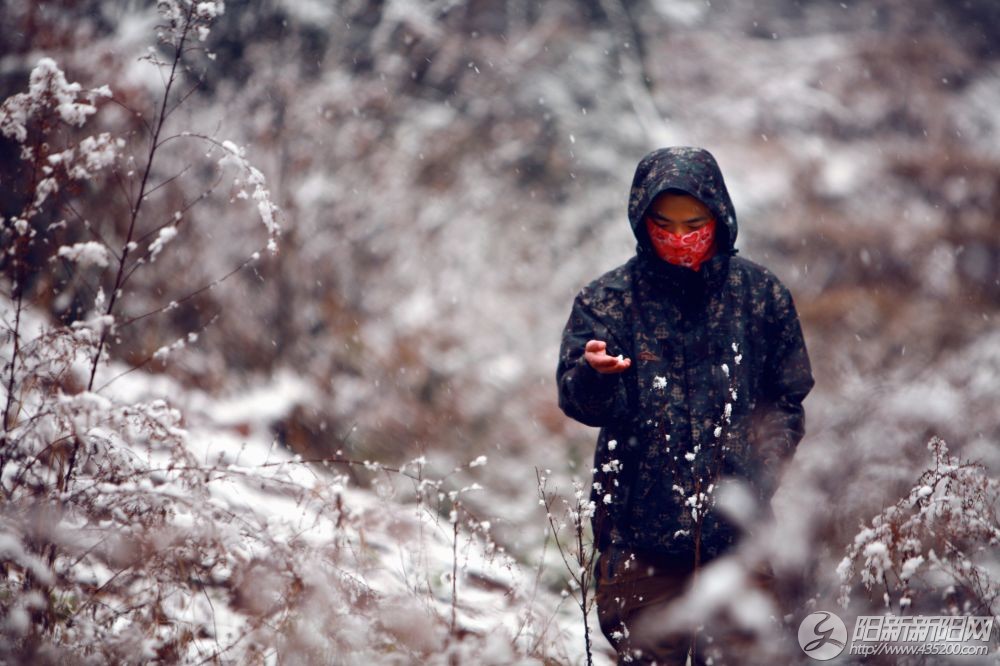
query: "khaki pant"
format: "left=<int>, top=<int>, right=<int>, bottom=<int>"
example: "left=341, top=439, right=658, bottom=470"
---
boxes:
left=594, top=546, right=776, bottom=665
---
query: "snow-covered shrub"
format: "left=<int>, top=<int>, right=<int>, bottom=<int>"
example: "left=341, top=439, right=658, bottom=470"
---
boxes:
left=0, top=4, right=292, bottom=661
left=837, top=436, right=1000, bottom=616
left=0, top=18, right=577, bottom=664
left=0, top=340, right=541, bottom=662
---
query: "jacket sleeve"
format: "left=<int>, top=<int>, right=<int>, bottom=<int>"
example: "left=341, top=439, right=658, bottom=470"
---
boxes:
left=752, top=280, right=815, bottom=499
left=556, top=291, right=634, bottom=428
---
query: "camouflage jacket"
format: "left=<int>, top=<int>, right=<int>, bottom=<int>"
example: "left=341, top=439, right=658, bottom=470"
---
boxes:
left=556, top=147, right=815, bottom=561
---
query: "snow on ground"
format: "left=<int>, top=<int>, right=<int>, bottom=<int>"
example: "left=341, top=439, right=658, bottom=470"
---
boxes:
left=91, top=357, right=613, bottom=664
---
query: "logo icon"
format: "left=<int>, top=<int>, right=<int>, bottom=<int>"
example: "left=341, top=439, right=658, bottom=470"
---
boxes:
left=798, top=611, right=848, bottom=660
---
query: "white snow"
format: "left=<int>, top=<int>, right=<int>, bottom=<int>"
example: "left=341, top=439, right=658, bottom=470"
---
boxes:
left=58, top=241, right=110, bottom=268
left=148, top=226, right=178, bottom=261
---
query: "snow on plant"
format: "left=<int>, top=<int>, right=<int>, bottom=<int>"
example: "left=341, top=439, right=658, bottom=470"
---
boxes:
left=147, top=226, right=178, bottom=262
left=3, top=8, right=279, bottom=395
left=0, top=57, right=110, bottom=143
left=56, top=241, right=111, bottom=268
left=536, top=468, right=601, bottom=666
left=0, top=5, right=585, bottom=665
left=155, top=1, right=227, bottom=47
left=836, top=436, right=1000, bottom=616
left=0, top=302, right=550, bottom=662
left=0, top=4, right=290, bottom=661
left=216, top=139, right=281, bottom=252
left=0, top=317, right=222, bottom=660
left=0, top=58, right=120, bottom=224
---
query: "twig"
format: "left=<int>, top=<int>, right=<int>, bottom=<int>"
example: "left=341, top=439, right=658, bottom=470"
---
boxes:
left=450, top=505, right=459, bottom=635
left=84, top=2, right=196, bottom=393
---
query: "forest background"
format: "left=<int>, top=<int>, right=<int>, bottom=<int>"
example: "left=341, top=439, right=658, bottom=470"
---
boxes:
left=2, top=0, right=1000, bottom=663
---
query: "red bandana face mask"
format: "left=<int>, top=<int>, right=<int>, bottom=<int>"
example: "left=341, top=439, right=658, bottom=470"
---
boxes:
left=645, top=217, right=717, bottom=271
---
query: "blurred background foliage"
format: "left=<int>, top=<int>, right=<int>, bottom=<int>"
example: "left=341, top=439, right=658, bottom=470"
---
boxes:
left=2, top=0, right=999, bottom=614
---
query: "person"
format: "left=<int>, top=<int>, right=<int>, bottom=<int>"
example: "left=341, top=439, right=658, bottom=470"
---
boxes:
left=556, top=146, right=815, bottom=664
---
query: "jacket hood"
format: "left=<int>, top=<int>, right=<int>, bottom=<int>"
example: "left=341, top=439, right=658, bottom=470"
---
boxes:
left=628, top=146, right=739, bottom=260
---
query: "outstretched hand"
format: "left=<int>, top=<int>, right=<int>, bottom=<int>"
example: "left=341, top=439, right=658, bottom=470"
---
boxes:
left=584, top=340, right=631, bottom=374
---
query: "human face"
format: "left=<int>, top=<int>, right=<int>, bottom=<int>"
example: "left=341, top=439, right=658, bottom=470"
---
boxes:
left=644, top=192, right=714, bottom=236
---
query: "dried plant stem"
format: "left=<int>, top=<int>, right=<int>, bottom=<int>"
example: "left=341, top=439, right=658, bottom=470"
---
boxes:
left=84, top=3, right=194, bottom=394
left=451, top=510, right=459, bottom=635
left=535, top=468, right=595, bottom=666
left=575, top=509, right=594, bottom=666
left=66, top=5, right=195, bottom=493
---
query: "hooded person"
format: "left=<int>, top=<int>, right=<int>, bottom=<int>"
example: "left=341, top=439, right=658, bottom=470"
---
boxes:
left=555, top=146, right=815, bottom=664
